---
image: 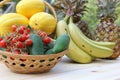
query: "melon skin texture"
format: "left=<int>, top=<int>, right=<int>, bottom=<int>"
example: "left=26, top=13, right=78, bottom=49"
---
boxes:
left=16, top=0, right=45, bottom=19
left=0, top=13, right=29, bottom=36
left=29, top=12, right=57, bottom=35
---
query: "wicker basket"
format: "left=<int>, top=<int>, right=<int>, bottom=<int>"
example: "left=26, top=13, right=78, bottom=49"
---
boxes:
left=0, top=49, right=68, bottom=74
left=0, top=0, right=65, bottom=73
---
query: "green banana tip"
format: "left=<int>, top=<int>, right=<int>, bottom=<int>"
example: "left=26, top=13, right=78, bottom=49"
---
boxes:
left=64, top=16, right=69, bottom=22
left=69, top=17, right=73, bottom=24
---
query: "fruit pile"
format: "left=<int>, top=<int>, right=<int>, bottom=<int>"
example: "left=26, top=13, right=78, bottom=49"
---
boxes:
left=1, top=0, right=120, bottom=65
left=0, top=25, right=31, bottom=54
left=0, top=0, right=70, bottom=58
left=0, top=0, right=57, bottom=36
left=0, top=25, right=70, bottom=55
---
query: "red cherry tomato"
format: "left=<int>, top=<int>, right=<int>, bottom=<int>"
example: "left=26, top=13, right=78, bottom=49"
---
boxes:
left=20, top=25, right=26, bottom=30
left=39, top=32, right=47, bottom=38
left=0, top=37, right=3, bottom=41
left=11, top=38, right=18, bottom=44
left=26, top=28, right=31, bottom=34
left=11, top=25, right=18, bottom=32
left=43, top=37, right=51, bottom=44
left=19, top=34, right=28, bottom=42
left=0, top=40, right=7, bottom=48
left=16, top=42, right=24, bottom=48
left=18, top=26, right=25, bottom=34
left=25, top=39, right=33, bottom=46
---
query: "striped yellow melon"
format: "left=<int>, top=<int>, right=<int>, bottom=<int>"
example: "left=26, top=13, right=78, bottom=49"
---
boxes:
left=0, top=13, right=28, bottom=36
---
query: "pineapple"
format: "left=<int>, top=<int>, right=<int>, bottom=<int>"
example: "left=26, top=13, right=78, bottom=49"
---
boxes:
left=94, top=0, right=120, bottom=59
left=94, top=0, right=120, bottom=42
left=53, top=0, right=93, bottom=39
left=82, top=0, right=99, bottom=37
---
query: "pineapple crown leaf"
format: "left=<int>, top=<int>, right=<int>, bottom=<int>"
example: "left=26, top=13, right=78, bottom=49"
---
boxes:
left=53, top=0, right=88, bottom=17
left=97, top=0, right=120, bottom=20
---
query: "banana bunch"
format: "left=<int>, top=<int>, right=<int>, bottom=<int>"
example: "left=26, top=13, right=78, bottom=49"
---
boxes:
left=56, top=18, right=93, bottom=63
left=56, top=17, right=118, bottom=63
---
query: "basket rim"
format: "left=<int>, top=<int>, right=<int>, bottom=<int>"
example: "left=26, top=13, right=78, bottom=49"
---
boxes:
left=0, top=49, right=68, bottom=59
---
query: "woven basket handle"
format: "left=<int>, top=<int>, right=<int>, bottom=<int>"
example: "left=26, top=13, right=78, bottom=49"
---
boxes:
left=0, top=0, right=11, bottom=8
left=43, top=0, right=57, bottom=21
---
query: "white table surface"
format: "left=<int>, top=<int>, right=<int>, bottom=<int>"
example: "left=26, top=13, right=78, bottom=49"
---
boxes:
left=0, top=56, right=120, bottom=80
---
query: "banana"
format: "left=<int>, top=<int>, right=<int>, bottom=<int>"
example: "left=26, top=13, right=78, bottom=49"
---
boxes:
left=66, top=39, right=93, bottom=63
left=80, top=32, right=115, bottom=49
left=56, top=18, right=93, bottom=63
left=73, top=24, right=115, bottom=49
left=56, top=19, right=68, bottom=37
left=89, top=39, right=115, bottom=49
left=68, top=18, right=113, bottom=58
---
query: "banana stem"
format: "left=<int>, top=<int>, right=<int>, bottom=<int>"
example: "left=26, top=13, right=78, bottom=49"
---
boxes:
left=69, top=16, right=73, bottom=23
left=64, top=15, right=69, bottom=22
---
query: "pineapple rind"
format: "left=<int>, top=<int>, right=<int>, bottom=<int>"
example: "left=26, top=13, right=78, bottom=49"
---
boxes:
left=94, top=0, right=120, bottom=42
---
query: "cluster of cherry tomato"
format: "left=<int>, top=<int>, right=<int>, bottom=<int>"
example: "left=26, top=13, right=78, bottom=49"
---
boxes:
left=0, top=25, right=51, bottom=55
left=0, top=25, right=33, bottom=54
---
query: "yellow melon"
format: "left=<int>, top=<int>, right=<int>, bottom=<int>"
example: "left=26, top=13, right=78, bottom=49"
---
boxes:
left=29, top=12, right=57, bottom=35
left=0, top=13, right=28, bottom=36
left=16, top=0, right=45, bottom=19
